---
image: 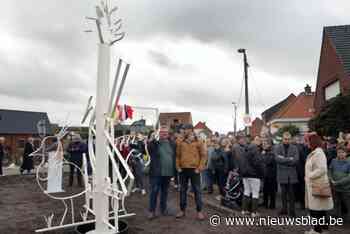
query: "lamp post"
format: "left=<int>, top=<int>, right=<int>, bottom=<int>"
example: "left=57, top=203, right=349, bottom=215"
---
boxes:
left=232, top=102, right=237, bottom=136
left=238, top=48, right=250, bottom=136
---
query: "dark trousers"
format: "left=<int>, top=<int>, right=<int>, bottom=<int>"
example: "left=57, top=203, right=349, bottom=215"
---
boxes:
left=309, top=210, right=329, bottom=233
left=149, top=176, right=171, bottom=213
left=179, top=168, right=203, bottom=212
left=280, top=182, right=296, bottom=215
left=132, top=159, right=144, bottom=190
left=213, top=169, right=226, bottom=196
left=295, top=180, right=305, bottom=208
left=174, top=171, right=179, bottom=185
left=334, top=191, right=350, bottom=219
left=0, top=156, right=3, bottom=175
left=207, top=169, right=214, bottom=192
left=263, top=180, right=277, bottom=209
left=69, top=163, right=82, bottom=186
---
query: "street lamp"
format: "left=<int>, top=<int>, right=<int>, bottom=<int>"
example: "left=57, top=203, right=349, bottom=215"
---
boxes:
left=232, top=102, right=237, bottom=136
left=237, top=48, right=250, bottom=136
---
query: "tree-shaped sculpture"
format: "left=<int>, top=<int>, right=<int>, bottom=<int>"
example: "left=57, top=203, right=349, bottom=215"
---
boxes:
left=34, top=1, right=135, bottom=233
left=86, top=0, right=125, bottom=45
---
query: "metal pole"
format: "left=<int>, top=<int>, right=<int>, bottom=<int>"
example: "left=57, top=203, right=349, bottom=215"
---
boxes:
left=232, top=102, right=237, bottom=136
left=233, top=103, right=237, bottom=136
left=93, top=43, right=110, bottom=234
left=114, top=63, right=130, bottom=108
left=242, top=50, right=250, bottom=136
left=243, top=52, right=249, bottom=116
left=108, top=59, right=123, bottom=114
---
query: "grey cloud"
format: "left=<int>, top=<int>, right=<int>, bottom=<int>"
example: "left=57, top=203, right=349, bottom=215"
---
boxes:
left=0, top=54, right=89, bottom=103
left=119, top=0, right=349, bottom=78
left=1, top=0, right=348, bottom=131
left=148, top=50, right=195, bottom=71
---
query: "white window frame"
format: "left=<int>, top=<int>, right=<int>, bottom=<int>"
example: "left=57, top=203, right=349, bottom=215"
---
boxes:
left=325, top=80, right=340, bottom=100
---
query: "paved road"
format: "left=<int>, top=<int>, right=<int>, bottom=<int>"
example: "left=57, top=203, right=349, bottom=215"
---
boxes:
left=1, top=174, right=348, bottom=233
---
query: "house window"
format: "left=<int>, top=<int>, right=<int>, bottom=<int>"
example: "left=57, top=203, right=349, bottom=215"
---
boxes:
left=325, top=80, right=340, bottom=100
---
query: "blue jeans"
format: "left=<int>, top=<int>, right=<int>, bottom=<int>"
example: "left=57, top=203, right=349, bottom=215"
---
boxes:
left=179, top=168, right=203, bottom=212
left=149, top=176, right=171, bottom=213
left=132, top=158, right=144, bottom=190
left=201, top=169, right=211, bottom=189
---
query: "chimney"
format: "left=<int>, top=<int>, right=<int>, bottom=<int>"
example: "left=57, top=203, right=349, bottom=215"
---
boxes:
left=304, top=84, right=312, bottom=95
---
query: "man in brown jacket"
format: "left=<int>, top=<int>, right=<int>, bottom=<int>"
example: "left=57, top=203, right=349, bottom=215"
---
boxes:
left=175, top=124, right=207, bottom=220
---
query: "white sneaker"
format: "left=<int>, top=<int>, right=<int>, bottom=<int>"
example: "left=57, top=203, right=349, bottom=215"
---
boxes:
left=7, top=163, right=17, bottom=169
left=241, top=211, right=249, bottom=216
left=215, top=195, right=222, bottom=201
left=251, top=212, right=259, bottom=218
left=141, top=189, right=146, bottom=195
left=132, top=188, right=140, bottom=193
left=304, top=229, right=320, bottom=234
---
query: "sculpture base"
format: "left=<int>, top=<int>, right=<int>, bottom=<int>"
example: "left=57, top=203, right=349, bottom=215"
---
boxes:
left=76, top=220, right=128, bottom=234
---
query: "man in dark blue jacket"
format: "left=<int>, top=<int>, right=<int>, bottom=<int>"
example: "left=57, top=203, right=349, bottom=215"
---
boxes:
left=67, top=135, right=87, bottom=187
left=147, top=127, right=176, bottom=219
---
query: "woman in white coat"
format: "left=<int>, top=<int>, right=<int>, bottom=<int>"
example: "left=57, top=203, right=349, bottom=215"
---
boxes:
left=305, top=134, right=333, bottom=234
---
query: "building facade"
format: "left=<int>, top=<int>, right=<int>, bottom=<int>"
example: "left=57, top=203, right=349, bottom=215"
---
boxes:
left=159, top=112, right=193, bottom=131
left=0, top=109, right=52, bottom=165
left=193, top=121, right=212, bottom=139
left=262, top=86, right=315, bottom=135
left=314, top=25, right=350, bottom=113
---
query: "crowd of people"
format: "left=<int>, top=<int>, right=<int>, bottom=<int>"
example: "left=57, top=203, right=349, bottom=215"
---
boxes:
left=143, top=125, right=350, bottom=234
left=1, top=125, right=350, bottom=234
left=0, top=137, right=36, bottom=176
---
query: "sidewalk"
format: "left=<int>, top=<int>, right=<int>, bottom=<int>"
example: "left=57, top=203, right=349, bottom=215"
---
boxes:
left=2, top=164, right=27, bottom=176
left=1, top=164, right=70, bottom=176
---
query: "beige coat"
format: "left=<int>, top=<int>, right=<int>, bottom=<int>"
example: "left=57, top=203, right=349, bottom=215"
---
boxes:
left=305, top=147, right=333, bottom=211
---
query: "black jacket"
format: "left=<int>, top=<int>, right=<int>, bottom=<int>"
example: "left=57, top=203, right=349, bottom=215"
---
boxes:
left=67, top=141, right=86, bottom=166
left=295, top=143, right=309, bottom=180
left=0, top=144, right=4, bottom=160
left=211, top=148, right=229, bottom=172
left=326, top=146, right=337, bottom=167
left=262, top=149, right=277, bottom=181
left=21, top=142, right=34, bottom=170
left=240, top=144, right=264, bottom=179
left=130, top=140, right=146, bottom=155
left=232, top=143, right=247, bottom=172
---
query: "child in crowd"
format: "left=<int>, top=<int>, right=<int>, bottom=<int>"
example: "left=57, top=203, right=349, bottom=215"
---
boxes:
left=329, top=145, right=350, bottom=220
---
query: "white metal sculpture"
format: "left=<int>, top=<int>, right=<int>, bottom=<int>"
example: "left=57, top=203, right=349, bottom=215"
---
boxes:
left=31, top=1, right=138, bottom=233
left=31, top=124, right=137, bottom=233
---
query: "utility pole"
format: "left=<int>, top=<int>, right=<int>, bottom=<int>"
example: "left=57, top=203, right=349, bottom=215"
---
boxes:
left=238, top=48, right=250, bottom=136
left=232, top=102, right=237, bottom=136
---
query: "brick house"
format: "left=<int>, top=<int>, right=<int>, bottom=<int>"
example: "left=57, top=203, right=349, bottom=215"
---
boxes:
left=262, top=86, right=315, bottom=135
left=262, top=94, right=296, bottom=124
left=193, top=121, right=212, bottom=139
left=250, top=117, right=264, bottom=137
left=314, top=25, right=350, bottom=113
left=158, top=112, right=193, bottom=131
left=0, top=109, right=52, bottom=165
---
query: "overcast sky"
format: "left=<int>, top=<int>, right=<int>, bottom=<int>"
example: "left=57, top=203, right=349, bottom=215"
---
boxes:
left=1, top=0, right=350, bottom=133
